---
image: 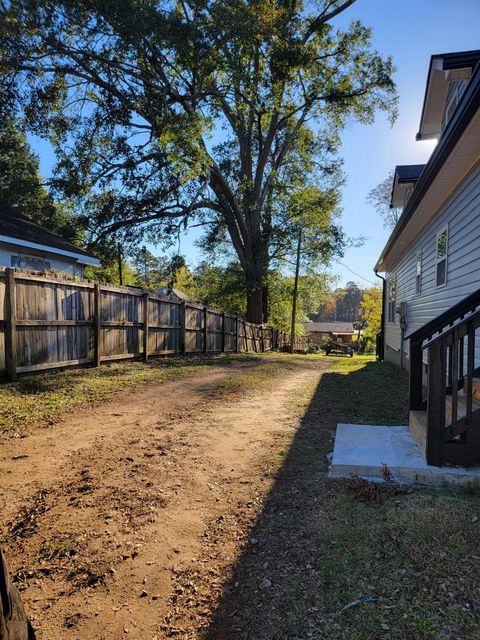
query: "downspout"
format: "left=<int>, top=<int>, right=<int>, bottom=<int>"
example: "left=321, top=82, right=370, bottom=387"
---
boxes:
left=374, top=269, right=386, bottom=361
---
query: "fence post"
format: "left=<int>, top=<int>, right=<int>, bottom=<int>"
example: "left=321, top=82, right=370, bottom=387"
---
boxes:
left=143, top=292, right=149, bottom=362
left=4, top=268, right=18, bottom=381
left=93, top=282, right=101, bottom=367
left=203, top=306, right=208, bottom=354
left=180, top=301, right=187, bottom=356
left=251, top=323, right=258, bottom=352
left=221, top=312, right=226, bottom=353
left=243, top=320, right=249, bottom=352
left=235, top=316, right=239, bottom=352
left=260, top=325, right=265, bottom=352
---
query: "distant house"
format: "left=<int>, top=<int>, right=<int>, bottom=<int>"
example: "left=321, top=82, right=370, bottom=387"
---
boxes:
left=0, top=204, right=100, bottom=276
left=154, top=285, right=192, bottom=301
left=303, top=321, right=357, bottom=345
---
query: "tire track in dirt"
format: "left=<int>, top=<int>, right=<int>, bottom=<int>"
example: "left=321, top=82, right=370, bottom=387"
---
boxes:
left=0, top=358, right=330, bottom=639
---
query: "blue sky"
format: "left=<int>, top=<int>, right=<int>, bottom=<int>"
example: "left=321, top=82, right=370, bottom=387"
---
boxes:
left=329, top=0, right=479, bottom=286
left=31, top=0, right=480, bottom=286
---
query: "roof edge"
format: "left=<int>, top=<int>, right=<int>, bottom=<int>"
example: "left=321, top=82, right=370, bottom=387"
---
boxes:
left=416, top=50, right=480, bottom=140
left=0, top=234, right=101, bottom=266
left=375, top=60, right=480, bottom=273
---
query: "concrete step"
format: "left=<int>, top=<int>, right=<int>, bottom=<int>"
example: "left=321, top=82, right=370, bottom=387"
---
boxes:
left=409, top=410, right=427, bottom=458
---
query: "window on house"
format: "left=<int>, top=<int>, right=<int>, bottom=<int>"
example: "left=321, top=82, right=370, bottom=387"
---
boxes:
left=415, top=253, right=422, bottom=295
left=11, top=255, right=50, bottom=271
left=436, top=228, right=448, bottom=287
left=388, top=276, right=397, bottom=323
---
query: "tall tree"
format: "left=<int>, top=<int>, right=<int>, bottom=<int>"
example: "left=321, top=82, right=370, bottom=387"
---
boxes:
left=131, top=247, right=169, bottom=289
left=358, top=285, right=382, bottom=351
left=367, top=170, right=401, bottom=230
left=0, top=0, right=397, bottom=322
left=0, top=112, right=79, bottom=240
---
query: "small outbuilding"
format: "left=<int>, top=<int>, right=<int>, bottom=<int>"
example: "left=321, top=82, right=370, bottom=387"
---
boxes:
left=154, top=285, right=192, bottom=301
left=0, top=204, right=100, bottom=276
left=303, top=321, right=357, bottom=345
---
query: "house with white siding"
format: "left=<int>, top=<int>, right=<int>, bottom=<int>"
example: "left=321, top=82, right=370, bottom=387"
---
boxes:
left=375, top=50, right=480, bottom=467
left=0, top=204, right=100, bottom=276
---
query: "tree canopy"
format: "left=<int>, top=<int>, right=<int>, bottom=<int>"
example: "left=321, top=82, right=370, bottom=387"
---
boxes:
left=313, top=280, right=363, bottom=322
left=358, top=285, right=382, bottom=350
left=0, top=0, right=397, bottom=321
left=0, top=111, right=80, bottom=240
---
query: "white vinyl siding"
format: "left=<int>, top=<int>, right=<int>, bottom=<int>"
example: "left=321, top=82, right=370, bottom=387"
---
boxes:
left=384, top=159, right=480, bottom=362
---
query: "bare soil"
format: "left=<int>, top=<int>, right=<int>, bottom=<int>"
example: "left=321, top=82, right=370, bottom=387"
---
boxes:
left=0, top=357, right=329, bottom=639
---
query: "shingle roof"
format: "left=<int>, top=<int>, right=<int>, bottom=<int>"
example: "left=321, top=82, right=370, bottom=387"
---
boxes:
left=396, top=164, right=425, bottom=183
left=155, top=286, right=192, bottom=301
left=0, top=203, right=98, bottom=261
left=303, top=322, right=355, bottom=334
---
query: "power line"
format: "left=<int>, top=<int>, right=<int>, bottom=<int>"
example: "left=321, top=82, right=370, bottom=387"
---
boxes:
left=332, top=260, right=377, bottom=286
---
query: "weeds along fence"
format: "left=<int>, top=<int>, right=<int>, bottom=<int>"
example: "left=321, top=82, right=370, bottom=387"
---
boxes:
left=0, top=267, right=309, bottom=380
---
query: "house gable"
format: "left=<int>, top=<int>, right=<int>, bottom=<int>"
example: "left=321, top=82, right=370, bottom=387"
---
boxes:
left=376, top=54, right=480, bottom=274
left=417, top=50, right=480, bottom=141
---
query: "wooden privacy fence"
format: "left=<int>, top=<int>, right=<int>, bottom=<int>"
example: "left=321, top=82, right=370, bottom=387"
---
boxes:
left=0, top=268, right=308, bottom=380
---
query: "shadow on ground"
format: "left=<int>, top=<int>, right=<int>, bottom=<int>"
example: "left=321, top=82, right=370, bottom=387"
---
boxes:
left=201, top=360, right=480, bottom=640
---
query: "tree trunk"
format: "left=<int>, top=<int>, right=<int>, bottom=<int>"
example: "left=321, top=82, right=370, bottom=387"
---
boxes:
left=290, top=227, right=302, bottom=353
left=245, top=249, right=268, bottom=324
left=262, top=285, right=269, bottom=322
left=246, top=287, right=264, bottom=324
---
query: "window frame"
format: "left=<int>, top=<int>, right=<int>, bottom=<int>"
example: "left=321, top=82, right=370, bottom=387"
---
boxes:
left=435, top=226, right=448, bottom=288
left=415, top=252, right=422, bottom=295
left=387, top=275, right=397, bottom=323
left=11, top=254, right=51, bottom=271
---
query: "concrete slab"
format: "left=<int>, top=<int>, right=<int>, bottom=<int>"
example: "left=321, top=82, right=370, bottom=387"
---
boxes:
left=329, top=423, right=480, bottom=487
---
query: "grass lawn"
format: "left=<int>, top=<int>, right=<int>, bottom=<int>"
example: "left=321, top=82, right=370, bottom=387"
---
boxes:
left=209, top=354, right=480, bottom=640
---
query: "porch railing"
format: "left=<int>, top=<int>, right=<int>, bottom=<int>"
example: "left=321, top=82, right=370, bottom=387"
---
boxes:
left=409, top=288, right=480, bottom=466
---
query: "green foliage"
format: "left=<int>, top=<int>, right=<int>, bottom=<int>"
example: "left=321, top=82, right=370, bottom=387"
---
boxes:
left=358, top=286, right=382, bottom=351
left=84, top=259, right=137, bottom=287
left=268, top=270, right=332, bottom=331
left=314, top=281, right=364, bottom=322
left=185, top=262, right=247, bottom=316
left=0, top=0, right=397, bottom=321
left=130, top=248, right=169, bottom=290
left=0, top=112, right=81, bottom=240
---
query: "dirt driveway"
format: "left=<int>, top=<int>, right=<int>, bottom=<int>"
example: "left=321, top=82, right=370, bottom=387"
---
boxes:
left=0, top=357, right=330, bottom=639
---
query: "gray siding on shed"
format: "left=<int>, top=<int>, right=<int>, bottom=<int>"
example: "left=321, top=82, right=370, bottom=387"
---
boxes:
left=384, top=159, right=480, bottom=363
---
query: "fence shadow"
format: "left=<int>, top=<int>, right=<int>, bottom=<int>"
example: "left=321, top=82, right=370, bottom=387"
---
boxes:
left=204, top=359, right=408, bottom=640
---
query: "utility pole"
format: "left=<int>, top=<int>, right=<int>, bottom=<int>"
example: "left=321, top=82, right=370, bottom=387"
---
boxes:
left=290, top=226, right=302, bottom=354
left=117, top=242, right=123, bottom=285
left=142, top=246, right=148, bottom=287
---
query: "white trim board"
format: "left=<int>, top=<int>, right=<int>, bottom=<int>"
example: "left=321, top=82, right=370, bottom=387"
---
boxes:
left=0, top=235, right=101, bottom=266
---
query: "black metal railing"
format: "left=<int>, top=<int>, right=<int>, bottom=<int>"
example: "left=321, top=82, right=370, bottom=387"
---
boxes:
left=408, top=288, right=480, bottom=465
